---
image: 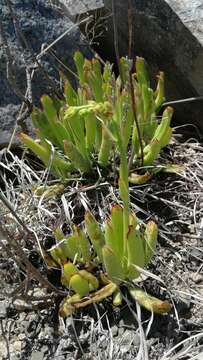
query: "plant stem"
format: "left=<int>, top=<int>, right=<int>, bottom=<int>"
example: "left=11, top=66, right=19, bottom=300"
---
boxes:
left=128, top=71, right=144, bottom=168
left=119, top=148, right=130, bottom=258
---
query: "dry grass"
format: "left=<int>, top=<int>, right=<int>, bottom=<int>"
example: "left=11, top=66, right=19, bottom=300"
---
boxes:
left=0, top=131, right=203, bottom=359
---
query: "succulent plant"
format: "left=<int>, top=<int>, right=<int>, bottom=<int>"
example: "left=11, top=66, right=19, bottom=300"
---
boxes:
left=21, top=52, right=173, bottom=316
left=20, top=52, right=173, bottom=181
left=32, top=71, right=172, bottom=316
left=45, top=205, right=171, bottom=317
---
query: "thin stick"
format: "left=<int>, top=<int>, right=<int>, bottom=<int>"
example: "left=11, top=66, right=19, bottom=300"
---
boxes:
left=128, top=0, right=133, bottom=59
left=163, top=96, right=203, bottom=106
left=36, top=16, right=92, bottom=61
left=112, top=0, right=123, bottom=84
left=0, top=321, right=10, bottom=360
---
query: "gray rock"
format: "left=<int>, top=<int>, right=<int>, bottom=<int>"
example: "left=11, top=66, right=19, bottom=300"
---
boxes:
left=0, top=300, right=8, bottom=319
left=111, top=324, right=118, bottom=337
left=190, top=272, right=203, bottom=284
left=0, top=0, right=93, bottom=148
left=118, top=329, right=139, bottom=353
left=30, top=351, right=44, bottom=360
left=100, top=0, right=203, bottom=134
left=193, top=353, right=203, bottom=360
left=0, top=105, right=21, bottom=148
left=58, top=0, right=103, bottom=16
left=165, top=1, right=203, bottom=45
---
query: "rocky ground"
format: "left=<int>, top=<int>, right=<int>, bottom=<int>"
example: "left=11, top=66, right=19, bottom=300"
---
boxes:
left=0, top=131, right=203, bottom=360
left=0, top=0, right=93, bottom=147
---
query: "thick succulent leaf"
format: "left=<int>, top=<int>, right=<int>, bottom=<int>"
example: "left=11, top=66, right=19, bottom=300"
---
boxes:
left=102, top=62, right=113, bottom=83
left=129, top=172, right=153, bottom=185
left=118, top=178, right=129, bottom=205
left=49, top=236, right=79, bottom=263
left=104, top=220, right=114, bottom=249
left=142, top=139, right=161, bottom=166
left=110, top=205, right=124, bottom=259
left=129, top=212, right=137, bottom=227
left=62, top=235, right=80, bottom=261
left=20, top=133, right=73, bottom=178
left=79, top=270, right=99, bottom=291
left=122, top=103, right=134, bottom=149
left=42, top=249, right=60, bottom=268
left=161, top=127, right=173, bottom=148
left=113, top=289, right=123, bottom=306
left=49, top=242, right=67, bottom=265
left=31, top=107, right=58, bottom=145
left=119, top=57, right=132, bottom=83
left=64, top=140, right=91, bottom=173
left=63, top=110, right=87, bottom=156
left=98, top=126, right=112, bottom=167
left=41, top=95, right=71, bottom=150
left=20, top=133, right=52, bottom=165
left=54, top=227, right=65, bottom=242
left=142, top=85, right=156, bottom=141
left=87, top=59, right=103, bottom=102
left=152, top=106, right=173, bottom=146
left=61, top=262, right=78, bottom=286
left=155, top=72, right=166, bottom=111
left=135, top=84, right=145, bottom=137
left=128, top=286, right=172, bottom=314
left=162, top=164, right=185, bottom=174
left=59, top=282, right=117, bottom=317
left=74, top=50, right=85, bottom=83
left=73, top=226, right=91, bottom=263
left=64, top=80, right=78, bottom=105
left=144, top=221, right=158, bottom=265
left=85, top=212, right=105, bottom=263
left=85, top=113, right=97, bottom=153
left=69, top=274, right=89, bottom=297
left=127, top=225, right=145, bottom=280
left=59, top=293, right=81, bottom=317
left=136, top=57, right=150, bottom=88
left=102, top=245, right=125, bottom=284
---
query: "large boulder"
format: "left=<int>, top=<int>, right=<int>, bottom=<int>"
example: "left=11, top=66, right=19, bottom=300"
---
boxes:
left=0, top=0, right=93, bottom=148
left=100, top=0, right=203, bottom=134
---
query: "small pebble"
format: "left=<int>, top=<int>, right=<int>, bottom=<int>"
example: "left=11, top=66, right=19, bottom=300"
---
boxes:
left=30, top=351, right=44, bottom=360
left=0, top=301, right=8, bottom=319
left=111, top=325, right=118, bottom=337
left=13, top=340, right=22, bottom=353
left=190, top=272, right=203, bottom=284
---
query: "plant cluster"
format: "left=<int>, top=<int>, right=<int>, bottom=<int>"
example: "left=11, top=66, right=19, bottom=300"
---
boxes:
left=47, top=205, right=171, bottom=317
left=20, top=52, right=174, bottom=317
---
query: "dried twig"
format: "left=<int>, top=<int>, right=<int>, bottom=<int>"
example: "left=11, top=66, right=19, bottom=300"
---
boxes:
left=0, top=320, right=10, bottom=360
left=128, top=0, right=133, bottom=59
left=111, top=0, right=122, bottom=83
